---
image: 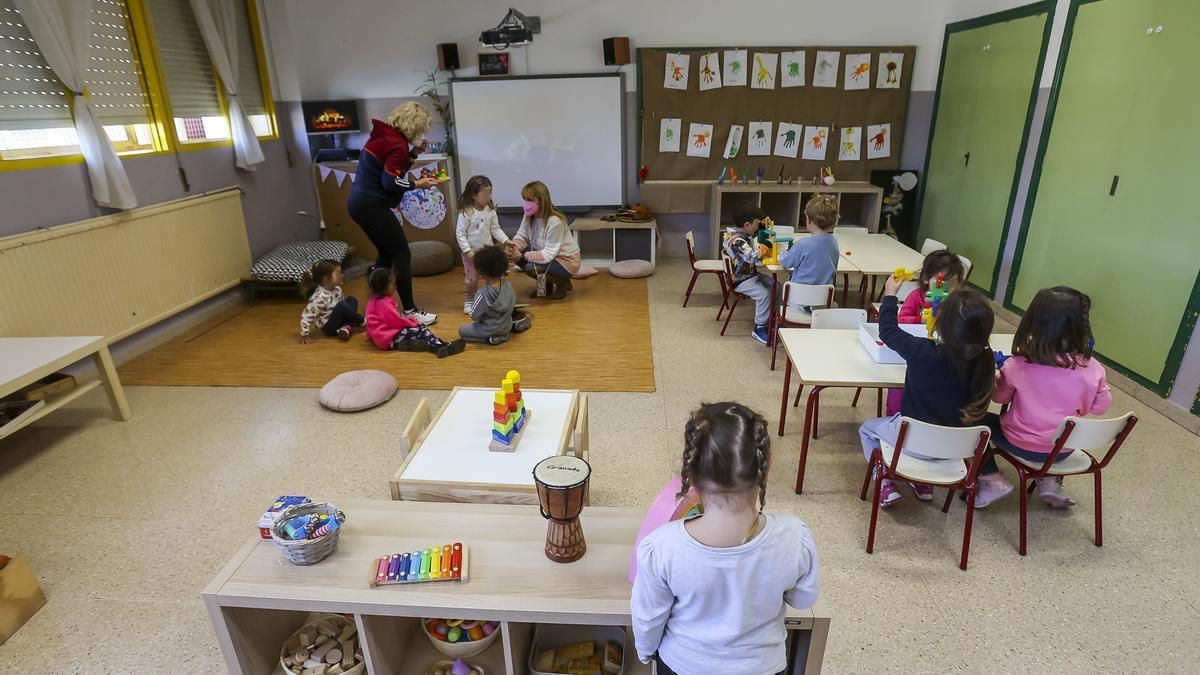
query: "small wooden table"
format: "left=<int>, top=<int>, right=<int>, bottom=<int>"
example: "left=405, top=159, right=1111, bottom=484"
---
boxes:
left=390, top=387, right=586, bottom=504
left=776, top=329, right=1014, bottom=494
left=202, top=500, right=831, bottom=675
left=570, top=216, right=658, bottom=267
left=0, top=336, right=130, bottom=440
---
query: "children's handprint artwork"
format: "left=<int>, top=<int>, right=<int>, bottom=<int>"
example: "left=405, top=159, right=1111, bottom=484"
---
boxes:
left=845, top=53, right=871, bottom=90
left=723, top=49, right=747, bottom=86
left=781, top=50, right=805, bottom=87
left=867, top=123, right=891, bottom=159
left=813, top=50, right=840, bottom=88
left=664, top=53, right=689, bottom=90
left=750, top=52, right=777, bottom=89
left=659, top=118, right=681, bottom=153
left=686, top=123, right=714, bottom=158
left=877, top=52, right=903, bottom=89
left=802, top=126, right=829, bottom=161
left=747, top=121, right=772, bottom=156
left=698, top=52, right=722, bottom=91
left=838, top=126, right=861, bottom=161
left=723, top=124, right=744, bottom=159
left=773, top=122, right=802, bottom=159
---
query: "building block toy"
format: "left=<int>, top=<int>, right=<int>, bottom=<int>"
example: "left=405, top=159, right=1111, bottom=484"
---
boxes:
left=893, top=267, right=915, bottom=282
left=489, top=369, right=529, bottom=452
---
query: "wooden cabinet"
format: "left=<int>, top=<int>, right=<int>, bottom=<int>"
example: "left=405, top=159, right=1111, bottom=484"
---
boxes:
left=708, top=183, right=883, bottom=257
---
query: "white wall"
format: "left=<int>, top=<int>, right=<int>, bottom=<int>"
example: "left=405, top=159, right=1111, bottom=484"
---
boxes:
left=943, top=0, right=1071, bottom=87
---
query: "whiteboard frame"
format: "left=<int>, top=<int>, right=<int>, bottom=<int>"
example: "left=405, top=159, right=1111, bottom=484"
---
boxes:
left=448, top=73, right=626, bottom=210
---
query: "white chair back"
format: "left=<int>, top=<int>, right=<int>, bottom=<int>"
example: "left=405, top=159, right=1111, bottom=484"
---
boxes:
left=921, top=238, right=948, bottom=255
left=896, top=280, right=920, bottom=301
left=836, top=226, right=869, bottom=234
left=958, top=254, right=973, bottom=280
left=685, top=231, right=697, bottom=262
left=811, top=308, right=867, bottom=329
left=1053, top=413, right=1135, bottom=451
left=784, top=282, right=834, bottom=308
left=895, top=417, right=990, bottom=461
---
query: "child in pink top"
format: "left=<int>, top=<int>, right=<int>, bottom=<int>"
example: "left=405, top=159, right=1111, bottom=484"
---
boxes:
left=975, top=286, right=1111, bottom=508
left=365, top=269, right=465, bottom=358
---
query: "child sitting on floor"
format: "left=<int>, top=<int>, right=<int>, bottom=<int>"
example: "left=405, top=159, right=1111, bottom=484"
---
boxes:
left=722, top=202, right=773, bottom=345
left=456, top=175, right=509, bottom=314
left=632, top=402, right=821, bottom=675
left=459, top=246, right=532, bottom=345
left=506, top=181, right=582, bottom=300
left=365, top=268, right=465, bottom=358
left=973, top=286, right=1111, bottom=508
left=300, top=259, right=363, bottom=344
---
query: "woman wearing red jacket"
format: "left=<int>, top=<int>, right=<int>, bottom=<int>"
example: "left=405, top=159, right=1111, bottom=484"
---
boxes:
left=349, top=103, right=440, bottom=325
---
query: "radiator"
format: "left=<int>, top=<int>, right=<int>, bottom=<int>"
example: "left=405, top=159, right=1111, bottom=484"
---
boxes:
left=0, top=188, right=250, bottom=342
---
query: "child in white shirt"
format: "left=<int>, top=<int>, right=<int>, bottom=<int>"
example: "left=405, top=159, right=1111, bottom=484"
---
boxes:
left=632, top=402, right=821, bottom=675
left=299, top=260, right=363, bottom=343
left=455, top=175, right=509, bottom=314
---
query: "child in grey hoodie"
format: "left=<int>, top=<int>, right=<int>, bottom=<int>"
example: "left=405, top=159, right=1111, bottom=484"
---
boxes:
left=459, top=246, right=532, bottom=345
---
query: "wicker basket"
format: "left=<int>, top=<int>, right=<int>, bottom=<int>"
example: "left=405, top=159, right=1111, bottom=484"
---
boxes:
left=270, top=502, right=346, bottom=565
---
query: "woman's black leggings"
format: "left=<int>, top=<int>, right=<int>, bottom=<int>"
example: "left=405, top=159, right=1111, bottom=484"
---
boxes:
left=348, top=195, right=415, bottom=310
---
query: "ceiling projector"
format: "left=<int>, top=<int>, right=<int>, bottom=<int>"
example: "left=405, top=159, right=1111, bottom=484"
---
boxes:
left=480, top=8, right=540, bottom=49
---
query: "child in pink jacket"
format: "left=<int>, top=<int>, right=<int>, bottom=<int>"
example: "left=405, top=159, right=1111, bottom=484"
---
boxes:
left=974, top=287, right=1111, bottom=508
left=365, top=269, right=465, bottom=358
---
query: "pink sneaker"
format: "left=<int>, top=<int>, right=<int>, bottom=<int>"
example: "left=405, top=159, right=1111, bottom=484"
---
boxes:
left=878, top=479, right=902, bottom=508
left=974, top=475, right=1013, bottom=508
left=910, top=482, right=935, bottom=501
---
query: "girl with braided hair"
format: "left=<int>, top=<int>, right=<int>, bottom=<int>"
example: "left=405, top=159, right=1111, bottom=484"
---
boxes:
left=632, top=402, right=821, bottom=675
left=974, top=286, right=1111, bottom=509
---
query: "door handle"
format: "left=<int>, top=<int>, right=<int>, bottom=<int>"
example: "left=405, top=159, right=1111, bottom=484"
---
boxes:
left=1109, top=175, right=1119, bottom=196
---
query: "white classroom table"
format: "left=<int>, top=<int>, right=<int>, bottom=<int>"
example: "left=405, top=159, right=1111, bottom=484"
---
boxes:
left=0, top=336, right=130, bottom=440
left=834, top=232, right=928, bottom=304
left=776, top=328, right=1015, bottom=494
left=390, top=387, right=583, bottom=504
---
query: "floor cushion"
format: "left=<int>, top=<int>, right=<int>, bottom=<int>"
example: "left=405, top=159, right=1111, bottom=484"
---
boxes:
left=318, top=370, right=397, bottom=412
left=574, top=264, right=600, bottom=279
left=410, top=240, right=455, bottom=276
left=608, top=259, right=654, bottom=279
left=250, top=241, right=350, bottom=283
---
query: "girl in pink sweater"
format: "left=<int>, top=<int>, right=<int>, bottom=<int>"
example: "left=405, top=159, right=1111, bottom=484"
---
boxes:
left=974, top=287, right=1111, bottom=508
left=365, top=269, right=465, bottom=358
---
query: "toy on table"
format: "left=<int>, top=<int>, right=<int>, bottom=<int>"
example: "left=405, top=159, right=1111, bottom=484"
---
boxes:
left=755, top=217, right=780, bottom=265
left=278, top=511, right=340, bottom=541
left=920, top=272, right=950, bottom=340
left=258, top=495, right=311, bottom=539
left=490, top=369, right=529, bottom=452
left=892, top=267, right=915, bottom=282
left=426, top=658, right=485, bottom=675
left=371, top=543, right=469, bottom=586
left=533, top=639, right=623, bottom=674
left=418, top=167, right=451, bottom=183
left=716, top=166, right=727, bottom=184
left=629, top=475, right=702, bottom=583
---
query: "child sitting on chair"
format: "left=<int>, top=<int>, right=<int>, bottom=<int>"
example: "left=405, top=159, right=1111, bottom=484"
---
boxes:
left=459, top=246, right=532, bottom=345
left=723, top=202, right=773, bottom=345
left=300, top=259, right=363, bottom=344
left=365, top=268, right=465, bottom=358
left=780, top=194, right=840, bottom=286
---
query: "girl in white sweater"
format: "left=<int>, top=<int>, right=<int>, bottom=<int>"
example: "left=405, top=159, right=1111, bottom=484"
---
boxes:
left=505, top=181, right=581, bottom=300
left=455, top=175, right=510, bottom=314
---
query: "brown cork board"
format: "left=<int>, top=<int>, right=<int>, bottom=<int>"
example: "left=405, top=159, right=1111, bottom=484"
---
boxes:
left=637, top=46, right=915, bottom=182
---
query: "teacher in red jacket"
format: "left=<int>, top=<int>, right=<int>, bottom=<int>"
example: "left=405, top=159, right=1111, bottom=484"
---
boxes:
left=349, top=102, right=440, bottom=325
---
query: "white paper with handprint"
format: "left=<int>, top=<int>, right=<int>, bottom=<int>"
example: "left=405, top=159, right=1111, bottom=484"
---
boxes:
left=802, top=126, right=829, bottom=161
left=659, top=118, right=681, bottom=153
left=698, top=52, right=722, bottom=91
left=664, top=53, right=689, bottom=90
left=723, top=49, right=747, bottom=86
left=773, top=122, right=802, bottom=159
left=845, top=53, right=871, bottom=90
left=747, top=121, right=772, bottom=156
left=780, top=51, right=806, bottom=87
left=813, top=50, right=840, bottom=88
left=723, top=124, right=744, bottom=159
left=838, top=126, right=862, bottom=161
left=877, top=52, right=903, bottom=89
left=867, top=123, right=891, bottom=159
left=686, top=123, right=714, bottom=158
left=750, top=52, right=777, bottom=90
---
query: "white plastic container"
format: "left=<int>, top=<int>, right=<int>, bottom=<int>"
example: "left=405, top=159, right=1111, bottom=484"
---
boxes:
left=528, top=624, right=625, bottom=675
left=859, top=323, right=929, bottom=363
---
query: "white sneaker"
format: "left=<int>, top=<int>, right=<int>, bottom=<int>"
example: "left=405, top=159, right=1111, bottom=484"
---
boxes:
left=403, top=307, right=438, bottom=325
left=974, top=475, right=1013, bottom=508
left=463, top=301, right=473, bottom=315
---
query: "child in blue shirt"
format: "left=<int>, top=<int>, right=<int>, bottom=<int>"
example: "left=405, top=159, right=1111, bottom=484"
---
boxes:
left=722, top=202, right=773, bottom=345
left=779, top=193, right=840, bottom=286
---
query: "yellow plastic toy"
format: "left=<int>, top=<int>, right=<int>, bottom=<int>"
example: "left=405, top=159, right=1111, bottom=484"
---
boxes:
left=921, top=306, right=935, bottom=340
left=893, top=267, right=915, bottom=282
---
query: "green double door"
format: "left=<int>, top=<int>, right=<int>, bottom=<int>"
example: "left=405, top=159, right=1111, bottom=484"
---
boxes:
left=1010, top=0, right=1200, bottom=391
left=919, top=6, right=1052, bottom=293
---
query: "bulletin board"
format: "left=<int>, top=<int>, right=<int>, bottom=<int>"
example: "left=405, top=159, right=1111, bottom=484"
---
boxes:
left=638, top=46, right=915, bottom=182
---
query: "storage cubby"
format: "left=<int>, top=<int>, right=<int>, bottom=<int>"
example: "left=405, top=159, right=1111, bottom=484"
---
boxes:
left=707, top=182, right=883, bottom=256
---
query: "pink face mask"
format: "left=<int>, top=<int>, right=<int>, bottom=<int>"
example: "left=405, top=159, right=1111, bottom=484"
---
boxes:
left=522, top=200, right=539, bottom=216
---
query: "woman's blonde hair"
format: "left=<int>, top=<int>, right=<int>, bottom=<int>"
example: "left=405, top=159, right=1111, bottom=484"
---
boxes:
left=386, top=102, right=432, bottom=144
left=520, top=181, right=568, bottom=225
left=805, top=194, right=840, bottom=231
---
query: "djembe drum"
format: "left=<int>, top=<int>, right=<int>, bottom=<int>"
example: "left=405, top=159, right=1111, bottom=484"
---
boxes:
left=532, top=455, right=592, bottom=563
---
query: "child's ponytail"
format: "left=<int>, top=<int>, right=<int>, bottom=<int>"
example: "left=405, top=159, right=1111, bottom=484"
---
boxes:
left=678, top=402, right=771, bottom=511
left=935, top=288, right=996, bottom=423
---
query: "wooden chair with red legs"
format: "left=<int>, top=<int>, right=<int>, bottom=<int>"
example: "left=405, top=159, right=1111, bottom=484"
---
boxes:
left=683, top=231, right=726, bottom=309
left=987, top=413, right=1138, bottom=556
left=769, top=282, right=834, bottom=369
left=860, top=418, right=991, bottom=570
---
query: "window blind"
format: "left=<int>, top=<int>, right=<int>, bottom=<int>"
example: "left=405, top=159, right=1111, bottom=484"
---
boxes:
left=88, top=0, right=151, bottom=126
left=147, top=0, right=222, bottom=118
left=233, top=0, right=266, bottom=116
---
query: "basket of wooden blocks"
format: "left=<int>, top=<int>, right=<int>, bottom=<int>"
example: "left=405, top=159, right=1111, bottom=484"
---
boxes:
left=269, top=502, right=346, bottom=566
left=279, top=614, right=364, bottom=675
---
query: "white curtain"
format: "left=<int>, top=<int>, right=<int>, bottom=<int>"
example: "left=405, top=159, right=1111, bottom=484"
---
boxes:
left=14, top=0, right=137, bottom=209
left=189, top=0, right=265, bottom=170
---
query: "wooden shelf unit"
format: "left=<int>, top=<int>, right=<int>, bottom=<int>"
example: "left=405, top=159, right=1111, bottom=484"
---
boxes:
left=708, top=182, right=884, bottom=257
left=205, top=500, right=829, bottom=675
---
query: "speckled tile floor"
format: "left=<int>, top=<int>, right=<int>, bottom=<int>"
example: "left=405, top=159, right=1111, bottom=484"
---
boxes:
left=1, top=258, right=1198, bottom=673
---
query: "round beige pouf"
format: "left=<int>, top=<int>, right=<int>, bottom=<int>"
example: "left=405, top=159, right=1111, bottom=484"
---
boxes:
left=318, top=370, right=397, bottom=412
left=410, top=240, right=455, bottom=276
left=608, top=259, right=655, bottom=279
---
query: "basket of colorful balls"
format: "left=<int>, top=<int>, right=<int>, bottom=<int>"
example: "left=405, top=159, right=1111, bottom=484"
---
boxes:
left=422, top=618, right=501, bottom=659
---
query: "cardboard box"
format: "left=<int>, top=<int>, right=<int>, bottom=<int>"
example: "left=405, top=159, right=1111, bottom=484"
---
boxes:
left=0, top=554, right=46, bottom=645
left=859, top=323, right=928, bottom=363
left=258, top=496, right=311, bottom=539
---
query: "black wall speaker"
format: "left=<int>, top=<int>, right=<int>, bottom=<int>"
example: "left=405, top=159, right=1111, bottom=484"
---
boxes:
left=437, top=43, right=460, bottom=71
left=603, top=37, right=630, bottom=66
